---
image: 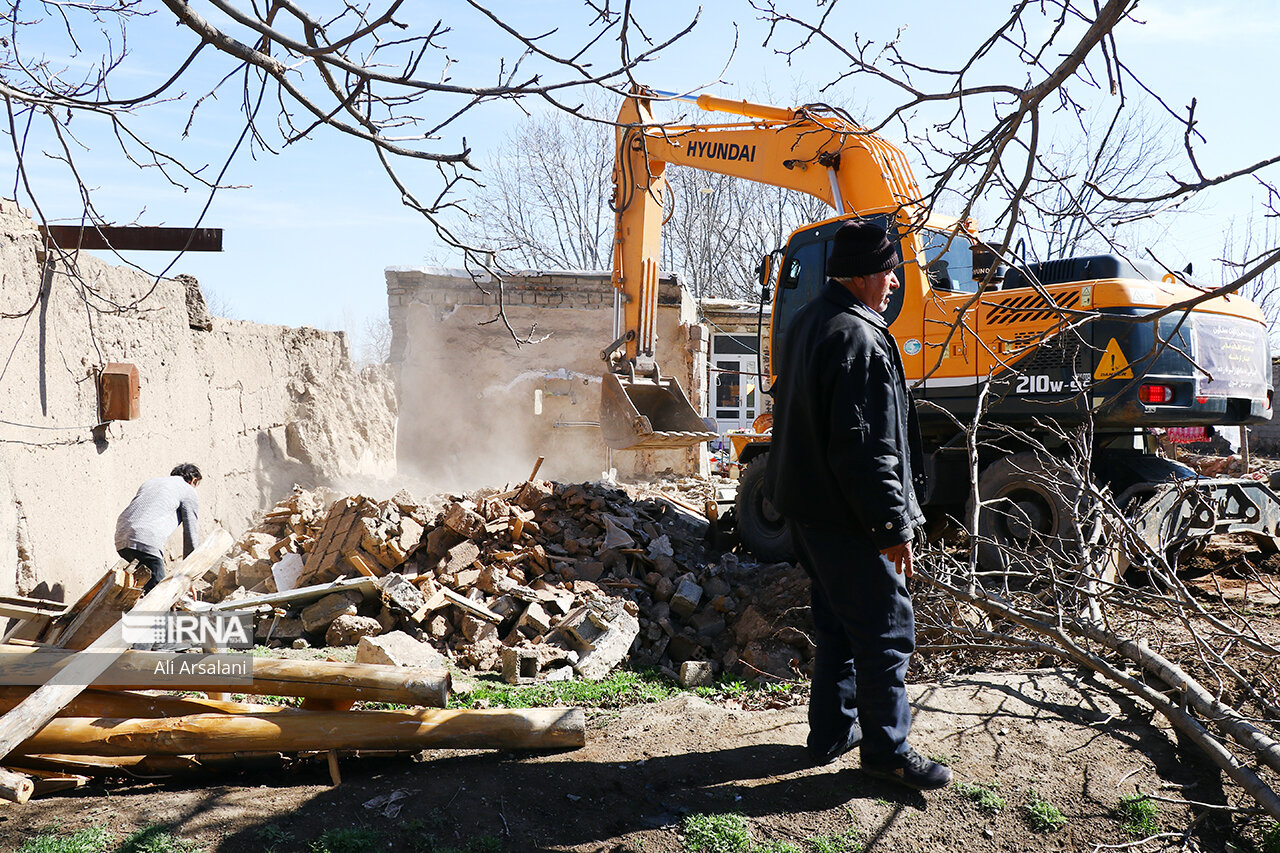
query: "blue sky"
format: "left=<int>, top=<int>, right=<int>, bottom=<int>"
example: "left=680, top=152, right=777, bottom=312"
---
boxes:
left=5, top=1, right=1277, bottom=352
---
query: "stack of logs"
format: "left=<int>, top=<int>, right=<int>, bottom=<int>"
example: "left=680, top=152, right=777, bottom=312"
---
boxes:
left=0, top=532, right=584, bottom=804
left=203, top=477, right=812, bottom=683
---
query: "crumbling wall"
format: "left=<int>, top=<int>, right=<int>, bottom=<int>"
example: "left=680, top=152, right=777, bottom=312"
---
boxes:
left=0, top=202, right=397, bottom=601
left=386, top=267, right=708, bottom=490
left=1247, top=358, right=1280, bottom=455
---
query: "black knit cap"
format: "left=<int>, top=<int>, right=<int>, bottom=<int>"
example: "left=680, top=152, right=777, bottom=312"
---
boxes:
left=827, top=219, right=900, bottom=278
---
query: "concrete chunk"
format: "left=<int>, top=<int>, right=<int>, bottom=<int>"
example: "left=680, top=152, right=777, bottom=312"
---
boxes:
left=669, top=579, right=703, bottom=619
left=301, top=591, right=360, bottom=633
left=573, top=608, right=640, bottom=680
left=442, top=502, right=486, bottom=539
left=500, top=646, right=540, bottom=684
left=379, top=572, right=426, bottom=615
left=679, top=660, right=715, bottom=688
left=325, top=614, right=382, bottom=646
left=516, top=601, right=553, bottom=639
left=356, top=630, right=449, bottom=669
left=445, top=540, right=481, bottom=574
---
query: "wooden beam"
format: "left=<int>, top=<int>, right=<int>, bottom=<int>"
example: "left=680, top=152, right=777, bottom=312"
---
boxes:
left=440, top=586, right=502, bottom=624
left=0, top=647, right=450, bottom=707
left=40, top=225, right=223, bottom=253
left=14, top=706, right=586, bottom=756
left=0, top=767, right=33, bottom=803
left=0, top=687, right=294, bottom=719
left=0, top=528, right=233, bottom=801
left=205, top=575, right=378, bottom=611
left=0, top=597, right=69, bottom=621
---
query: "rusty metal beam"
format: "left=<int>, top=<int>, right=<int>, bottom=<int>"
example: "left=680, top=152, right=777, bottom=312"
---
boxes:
left=40, top=225, right=223, bottom=252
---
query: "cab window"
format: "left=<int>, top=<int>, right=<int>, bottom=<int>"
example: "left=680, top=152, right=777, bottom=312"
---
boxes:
left=921, top=228, right=976, bottom=293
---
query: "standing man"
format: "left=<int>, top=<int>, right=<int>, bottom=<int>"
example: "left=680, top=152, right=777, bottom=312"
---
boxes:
left=115, top=463, right=202, bottom=592
left=767, top=220, right=950, bottom=790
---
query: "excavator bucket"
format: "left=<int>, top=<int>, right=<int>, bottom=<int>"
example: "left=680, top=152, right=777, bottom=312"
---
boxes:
left=600, top=370, right=719, bottom=450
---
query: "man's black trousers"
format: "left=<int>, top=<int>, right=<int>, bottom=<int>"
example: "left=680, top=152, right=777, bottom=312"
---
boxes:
left=791, top=522, right=915, bottom=764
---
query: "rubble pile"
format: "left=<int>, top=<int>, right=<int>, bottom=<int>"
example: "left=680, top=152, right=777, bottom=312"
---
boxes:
left=202, top=480, right=816, bottom=683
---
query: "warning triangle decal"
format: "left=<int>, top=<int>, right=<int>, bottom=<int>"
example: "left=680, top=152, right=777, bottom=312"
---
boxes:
left=1093, top=337, right=1133, bottom=380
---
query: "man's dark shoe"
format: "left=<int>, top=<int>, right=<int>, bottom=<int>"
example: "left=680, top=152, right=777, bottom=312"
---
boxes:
left=861, top=746, right=952, bottom=790
left=810, top=723, right=862, bottom=767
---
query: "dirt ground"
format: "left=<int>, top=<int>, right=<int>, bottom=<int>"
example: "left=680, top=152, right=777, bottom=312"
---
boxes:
left=0, top=666, right=1259, bottom=852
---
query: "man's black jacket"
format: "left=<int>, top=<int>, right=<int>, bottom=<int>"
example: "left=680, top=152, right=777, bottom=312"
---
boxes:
left=766, top=280, right=926, bottom=549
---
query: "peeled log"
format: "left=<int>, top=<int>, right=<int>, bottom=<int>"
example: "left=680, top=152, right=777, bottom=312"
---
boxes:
left=0, top=687, right=295, bottom=719
left=14, top=706, right=585, bottom=756
left=0, top=647, right=450, bottom=707
left=0, top=767, right=33, bottom=803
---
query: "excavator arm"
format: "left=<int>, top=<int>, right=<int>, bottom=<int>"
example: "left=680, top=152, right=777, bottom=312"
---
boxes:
left=602, top=88, right=928, bottom=450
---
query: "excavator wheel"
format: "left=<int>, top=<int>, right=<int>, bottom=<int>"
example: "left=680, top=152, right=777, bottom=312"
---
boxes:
left=735, top=453, right=795, bottom=562
left=965, top=451, right=1083, bottom=576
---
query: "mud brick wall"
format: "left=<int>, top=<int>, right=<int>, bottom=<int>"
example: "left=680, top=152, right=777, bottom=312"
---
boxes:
left=386, top=267, right=709, bottom=487
left=0, top=202, right=397, bottom=601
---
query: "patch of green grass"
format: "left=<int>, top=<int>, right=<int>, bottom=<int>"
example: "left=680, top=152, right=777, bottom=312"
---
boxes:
left=117, top=826, right=204, bottom=853
left=751, top=843, right=803, bottom=853
left=308, top=826, right=384, bottom=853
left=682, top=813, right=752, bottom=853
left=450, top=668, right=680, bottom=710
left=1117, top=794, right=1159, bottom=838
left=953, top=781, right=1006, bottom=814
left=1022, top=792, right=1067, bottom=833
left=1262, top=821, right=1280, bottom=853
left=400, top=812, right=453, bottom=853
left=256, top=824, right=294, bottom=852
left=15, top=826, right=111, bottom=853
left=803, top=829, right=862, bottom=853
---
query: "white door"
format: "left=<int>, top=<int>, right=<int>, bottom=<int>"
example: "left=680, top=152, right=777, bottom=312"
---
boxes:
left=712, top=353, right=760, bottom=433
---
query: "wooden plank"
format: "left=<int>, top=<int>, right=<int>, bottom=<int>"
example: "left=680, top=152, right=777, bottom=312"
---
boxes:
left=0, top=528, right=233, bottom=801
left=440, top=587, right=502, bottom=624
left=0, top=654, right=449, bottom=708
left=59, top=574, right=145, bottom=651
left=40, top=225, right=223, bottom=253
left=15, top=706, right=586, bottom=755
left=410, top=588, right=448, bottom=623
left=0, top=597, right=70, bottom=620
left=205, top=575, right=377, bottom=612
left=345, top=552, right=381, bottom=579
left=31, top=565, right=121, bottom=646
left=42, top=568, right=128, bottom=648
left=20, top=768, right=90, bottom=796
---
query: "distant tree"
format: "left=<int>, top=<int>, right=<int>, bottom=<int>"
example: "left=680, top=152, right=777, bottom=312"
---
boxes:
left=1222, top=199, right=1280, bottom=346
left=1016, top=106, right=1181, bottom=263
left=461, top=100, right=832, bottom=301
left=461, top=104, right=616, bottom=272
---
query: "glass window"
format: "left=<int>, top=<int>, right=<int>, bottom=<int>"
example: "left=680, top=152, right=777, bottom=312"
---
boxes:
left=715, top=360, right=741, bottom=409
left=920, top=228, right=976, bottom=293
left=713, top=334, right=758, bottom=356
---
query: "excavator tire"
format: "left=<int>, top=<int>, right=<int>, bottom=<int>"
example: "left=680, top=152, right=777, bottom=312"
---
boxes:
left=735, top=453, right=795, bottom=562
left=965, top=451, right=1082, bottom=576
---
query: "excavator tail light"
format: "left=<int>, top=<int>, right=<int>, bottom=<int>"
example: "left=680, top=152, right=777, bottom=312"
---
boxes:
left=1139, top=384, right=1174, bottom=404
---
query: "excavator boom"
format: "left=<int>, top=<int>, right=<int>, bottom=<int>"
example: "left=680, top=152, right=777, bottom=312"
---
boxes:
left=602, top=88, right=923, bottom=450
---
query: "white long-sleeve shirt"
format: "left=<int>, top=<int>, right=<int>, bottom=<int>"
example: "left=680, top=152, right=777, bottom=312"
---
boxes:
left=114, top=475, right=199, bottom=558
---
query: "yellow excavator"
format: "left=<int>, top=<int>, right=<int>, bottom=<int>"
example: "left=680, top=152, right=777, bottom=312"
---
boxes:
left=602, top=88, right=1277, bottom=566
